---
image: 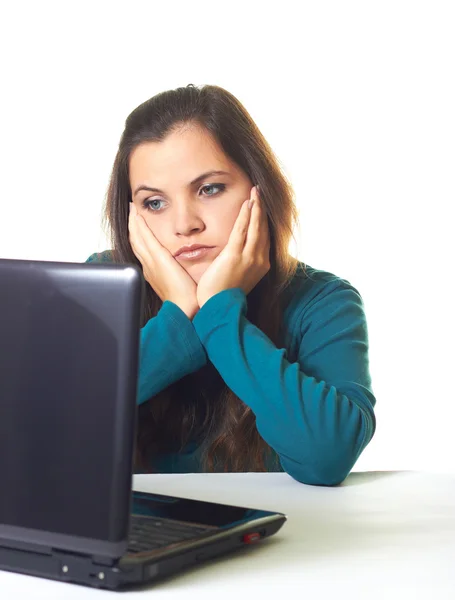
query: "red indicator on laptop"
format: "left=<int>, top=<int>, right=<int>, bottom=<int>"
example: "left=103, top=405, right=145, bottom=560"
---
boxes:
left=243, top=532, right=261, bottom=544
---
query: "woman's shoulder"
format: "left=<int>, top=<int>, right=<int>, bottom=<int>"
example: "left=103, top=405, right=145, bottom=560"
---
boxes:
left=286, top=260, right=363, bottom=300
left=282, top=261, right=365, bottom=331
left=85, top=250, right=114, bottom=263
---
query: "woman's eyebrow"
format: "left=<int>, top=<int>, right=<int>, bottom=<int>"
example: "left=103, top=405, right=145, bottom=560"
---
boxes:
left=133, top=170, right=231, bottom=197
left=190, top=170, right=231, bottom=186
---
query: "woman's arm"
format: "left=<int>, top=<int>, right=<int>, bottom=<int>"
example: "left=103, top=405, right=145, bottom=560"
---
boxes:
left=85, top=252, right=207, bottom=404
left=192, top=281, right=376, bottom=486
left=137, top=302, right=207, bottom=404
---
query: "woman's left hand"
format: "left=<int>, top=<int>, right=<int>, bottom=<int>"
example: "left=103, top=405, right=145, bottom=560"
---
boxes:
left=197, top=186, right=271, bottom=308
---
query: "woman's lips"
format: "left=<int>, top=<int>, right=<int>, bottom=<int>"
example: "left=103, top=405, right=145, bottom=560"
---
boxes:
left=176, top=246, right=215, bottom=261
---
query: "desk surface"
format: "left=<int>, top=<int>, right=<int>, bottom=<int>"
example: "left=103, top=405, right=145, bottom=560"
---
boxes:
left=1, top=471, right=455, bottom=599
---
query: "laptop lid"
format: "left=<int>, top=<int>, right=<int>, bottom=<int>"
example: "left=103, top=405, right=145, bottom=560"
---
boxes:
left=0, top=258, right=143, bottom=559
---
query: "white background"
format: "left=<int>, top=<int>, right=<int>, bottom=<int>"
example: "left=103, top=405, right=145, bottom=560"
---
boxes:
left=0, top=1, right=453, bottom=474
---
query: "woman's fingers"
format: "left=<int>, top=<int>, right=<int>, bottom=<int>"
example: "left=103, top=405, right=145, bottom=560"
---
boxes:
left=128, top=204, right=146, bottom=261
left=129, top=202, right=164, bottom=261
left=245, top=185, right=270, bottom=259
left=244, top=186, right=262, bottom=254
left=226, top=197, right=252, bottom=254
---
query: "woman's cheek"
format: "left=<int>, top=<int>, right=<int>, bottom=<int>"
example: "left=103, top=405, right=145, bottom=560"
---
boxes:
left=211, top=202, right=245, bottom=241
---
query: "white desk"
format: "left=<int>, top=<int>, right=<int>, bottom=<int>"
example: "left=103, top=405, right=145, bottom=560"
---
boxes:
left=1, top=471, right=455, bottom=599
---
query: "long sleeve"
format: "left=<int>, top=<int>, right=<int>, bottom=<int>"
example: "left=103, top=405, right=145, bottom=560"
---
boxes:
left=192, top=282, right=376, bottom=486
left=137, top=302, right=207, bottom=405
left=85, top=251, right=207, bottom=405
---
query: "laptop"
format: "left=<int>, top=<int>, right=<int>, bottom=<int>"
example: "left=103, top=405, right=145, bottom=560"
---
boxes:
left=0, top=257, right=286, bottom=589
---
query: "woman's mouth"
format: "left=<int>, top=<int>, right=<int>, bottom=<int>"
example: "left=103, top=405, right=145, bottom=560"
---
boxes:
left=175, top=245, right=215, bottom=261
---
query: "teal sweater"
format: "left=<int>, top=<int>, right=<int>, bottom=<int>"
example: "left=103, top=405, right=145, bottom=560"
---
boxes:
left=86, top=251, right=376, bottom=486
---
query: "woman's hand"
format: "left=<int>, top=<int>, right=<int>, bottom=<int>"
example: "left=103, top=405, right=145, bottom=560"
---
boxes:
left=197, top=186, right=270, bottom=308
left=128, top=203, right=200, bottom=320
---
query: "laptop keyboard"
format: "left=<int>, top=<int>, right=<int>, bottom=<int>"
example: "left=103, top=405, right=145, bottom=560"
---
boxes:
left=127, top=515, right=215, bottom=554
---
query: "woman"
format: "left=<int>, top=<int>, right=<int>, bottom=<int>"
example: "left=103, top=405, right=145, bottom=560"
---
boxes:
left=87, top=84, right=376, bottom=485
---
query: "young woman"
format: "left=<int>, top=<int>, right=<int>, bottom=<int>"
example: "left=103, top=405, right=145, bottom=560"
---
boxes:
left=87, top=84, right=376, bottom=486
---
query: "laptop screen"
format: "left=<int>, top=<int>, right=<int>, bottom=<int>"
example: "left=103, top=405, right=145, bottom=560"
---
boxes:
left=0, top=259, right=142, bottom=544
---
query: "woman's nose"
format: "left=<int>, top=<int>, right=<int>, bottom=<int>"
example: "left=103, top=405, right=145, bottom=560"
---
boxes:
left=174, top=203, right=205, bottom=237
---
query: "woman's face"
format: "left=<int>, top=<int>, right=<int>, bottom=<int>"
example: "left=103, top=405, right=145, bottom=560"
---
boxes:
left=129, top=124, right=253, bottom=283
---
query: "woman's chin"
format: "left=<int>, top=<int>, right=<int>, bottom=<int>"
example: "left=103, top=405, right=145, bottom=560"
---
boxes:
left=184, top=261, right=212, bottom=284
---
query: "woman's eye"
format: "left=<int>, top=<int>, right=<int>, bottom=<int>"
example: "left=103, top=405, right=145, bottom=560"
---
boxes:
left=144, top=198, right=165, bottom=211
left=200, top=183, right=225, bottom=196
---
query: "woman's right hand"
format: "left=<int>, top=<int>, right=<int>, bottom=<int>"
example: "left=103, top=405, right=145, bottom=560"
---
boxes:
left=128, top=202, right=199, bottom=320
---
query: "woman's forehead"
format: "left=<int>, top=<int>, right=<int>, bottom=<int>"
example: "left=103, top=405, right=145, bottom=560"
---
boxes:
left=129, top=127, right=239, bottom=188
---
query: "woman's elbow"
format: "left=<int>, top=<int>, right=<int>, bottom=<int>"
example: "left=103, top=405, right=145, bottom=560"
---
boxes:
left=276, top=408, right=375, bottom=486
left=282, top=455, right=352, bottom=486
left=280, top=437, right=370, bottom=486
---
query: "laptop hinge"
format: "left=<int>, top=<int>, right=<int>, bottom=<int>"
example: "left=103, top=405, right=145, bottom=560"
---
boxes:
left=92, top=554, right=116, bottom=567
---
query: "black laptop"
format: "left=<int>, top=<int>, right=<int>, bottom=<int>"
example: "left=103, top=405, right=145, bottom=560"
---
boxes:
left=0, top=258, right=286, bottom=589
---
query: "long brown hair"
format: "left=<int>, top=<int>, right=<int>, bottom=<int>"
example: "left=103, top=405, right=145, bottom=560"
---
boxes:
left=103, top=84, right=301, bottom=472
